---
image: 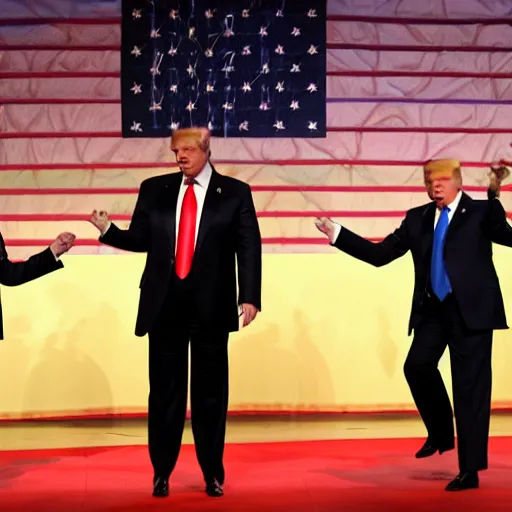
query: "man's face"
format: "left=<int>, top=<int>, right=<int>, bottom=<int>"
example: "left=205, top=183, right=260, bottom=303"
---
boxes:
left=424, top=175, right=459, bottom=207
left=171, top=138, right=208, bottom=178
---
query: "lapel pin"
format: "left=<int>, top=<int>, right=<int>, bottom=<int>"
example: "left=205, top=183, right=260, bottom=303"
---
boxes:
left=217, top=187, right=222, bottom=194
left=461, top=208, right=466, bottom=214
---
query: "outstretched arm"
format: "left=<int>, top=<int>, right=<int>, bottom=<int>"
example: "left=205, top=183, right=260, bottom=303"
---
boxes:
left=483, top=163, right=512, bottom=247
left=0, top=232, right=74, bottom=286
left=315, top=217, right=410, bottom=267
left=90, top=181, right=150, bottom=253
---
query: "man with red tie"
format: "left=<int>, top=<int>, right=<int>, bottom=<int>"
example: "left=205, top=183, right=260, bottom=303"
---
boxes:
left=89, top=127, right=262, bottom=498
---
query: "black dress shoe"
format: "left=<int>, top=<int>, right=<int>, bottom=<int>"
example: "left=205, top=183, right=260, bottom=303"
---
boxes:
left=415, top=439, right=454, bottom=458
left=152, top=476, right=169, bottom=497
left=445, top=472, right=479, bottom=491
left=205, top=478, right=224, bottom=497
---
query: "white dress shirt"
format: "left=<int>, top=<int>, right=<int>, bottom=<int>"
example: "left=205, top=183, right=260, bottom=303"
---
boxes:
left=329, top=189, right=463, bottom=244
left=175, top=162, right=212, bottom=253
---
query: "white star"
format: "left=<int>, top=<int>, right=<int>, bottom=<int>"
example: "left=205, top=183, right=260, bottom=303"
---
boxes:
left=259, top=102, right=270, bottom=111
left=205, top=9, right=214, bottom=19
left=242, top=9, right=250, bottom=18
left=273, top=120, right=285, bottom=130
left=170, top=122, right=180, bottom=130
left=291, top=27, right=301, bottom=37
left=222, top=63, right=235, bottom=73
left=307, top=9, right=318, bottom=18
left=307, top=83, right=318, bottom=93
left=241, top=82, right=252, bottom=93
left=130, top=83, right=142, bottom=94
left=131, top=46, right=142, bottom=57
left=276, top=9, right=284, bottom=17
left=169, top=84, right=178, bottom=93
left=132, top=9, right=142, bottom=20
left=261, top=63, right=270, bottom=74
left=149, top=102, right=162, bottom=111
left=242, top=45, right=251, bottom=56
left=189, top=26, right=195, bottom=38
left=169, top=9, right=178, bottom=19
left=150, top=28, right=161, bottom=38
left=259, top=26, right=268, bottom=37
left=308, top=121, right=318, bottom=130
left=239, top=121, right=249, bottom=131
left=290, top=63, right=301, bottom=73
left=168, top=45, right=177, bottom=56
left=222, top=102, right=233, bottom=110
left=130, top=121, right=142, bottom=132
left=224, top=28, right=235, bottom=38
left=187, top=64, right=195, bottom=76
left=206, top=83, right=215, bottom=93
left=186, top=101, right=196, bottom=112
left=205, top=48, right=213, bottom=57
left=275, top=82, right=285, bottom=93
left=149, top=65, right=160, bottom=75
left=307, top=45, right=318, bottom=55
left=290, top=100, right=300, bottom=110
left=275, top=45, right=285, bottom=55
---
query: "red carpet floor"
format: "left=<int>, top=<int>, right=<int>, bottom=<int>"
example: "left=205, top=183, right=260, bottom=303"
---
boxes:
left=1, top=437, right=512, bottom=511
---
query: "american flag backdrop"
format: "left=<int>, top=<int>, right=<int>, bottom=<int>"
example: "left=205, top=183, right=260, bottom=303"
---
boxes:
left=121, top=0, right=327, bottom=138
left=0, top=0, right=512, bottom=260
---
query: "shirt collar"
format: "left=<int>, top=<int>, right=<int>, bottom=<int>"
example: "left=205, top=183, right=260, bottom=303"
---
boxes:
left=182, top=161, right=212, bottom=189
left=445, top=190, right=463, bottom=212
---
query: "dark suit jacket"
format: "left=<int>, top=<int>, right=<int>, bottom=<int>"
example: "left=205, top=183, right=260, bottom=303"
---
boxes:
left=100, top=167, right=262, bottom=337
left=0, top=233, right=63, bottom=340
left=333, top=192, right=512, bottom=335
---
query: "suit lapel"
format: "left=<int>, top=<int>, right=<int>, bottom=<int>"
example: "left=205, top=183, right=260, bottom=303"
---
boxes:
left=157, top=173, right=182, bottom=256
left=445, top=192, right=472, bottom=243
left=420, top=202, right=436, bottom=259
left=196, top=168, right=223, bottom=254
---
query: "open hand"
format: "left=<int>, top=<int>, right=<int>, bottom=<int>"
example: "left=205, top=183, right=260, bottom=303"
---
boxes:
left=314, top=217, right=336, bottom=240
left=50, top=232, right=75, bottom=257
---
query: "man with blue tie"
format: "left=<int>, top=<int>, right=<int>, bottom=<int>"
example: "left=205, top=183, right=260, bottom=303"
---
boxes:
left=315, top=159, right=512, bottom=491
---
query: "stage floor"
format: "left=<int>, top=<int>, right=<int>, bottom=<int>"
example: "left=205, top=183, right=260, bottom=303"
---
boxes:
left=1, top=414, right=512, bottom=511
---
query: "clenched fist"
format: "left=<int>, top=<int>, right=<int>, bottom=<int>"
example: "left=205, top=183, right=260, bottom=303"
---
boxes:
left=49, top=232, right=75, bottom=258
left=489, top=161, right=511, bottom=197
left=89, top=210, right=110, bottom=234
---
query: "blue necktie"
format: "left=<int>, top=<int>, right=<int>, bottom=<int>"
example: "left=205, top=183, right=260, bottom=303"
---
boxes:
left=431, top=206, right=451, bottom=301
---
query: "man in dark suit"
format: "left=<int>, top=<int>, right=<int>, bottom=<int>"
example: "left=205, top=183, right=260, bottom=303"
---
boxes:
left=89, top=127, right=262, bottom=498
left=315, top=159, right=512, bottom=491
left=0, top=232, right=75, bottom=339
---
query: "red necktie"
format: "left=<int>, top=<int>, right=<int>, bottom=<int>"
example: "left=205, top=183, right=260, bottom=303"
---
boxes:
left=175, top=179, right=197, bottom=279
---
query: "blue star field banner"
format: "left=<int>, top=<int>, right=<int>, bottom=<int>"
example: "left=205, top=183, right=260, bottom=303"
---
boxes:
left=121, top=0, right=326, bottom=138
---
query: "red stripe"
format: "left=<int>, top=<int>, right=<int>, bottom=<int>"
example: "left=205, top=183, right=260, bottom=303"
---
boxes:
left=0, top=185, right=501, bottom=195
left=3, top=237, right=338, bottom=246
left=0, top=160, right=495, bottom=170
left=0, top=15, right=510, bottom=26
left=2, top=43, right=511, bottom=53
left=2, top=70, right=511, bottom=79
left=0, top=44, right=120, bottom=51
left=327, top=15, right=512, bottom=25
left=3, top=211, right=512, bottom=222
left=3, top=127, right=511, bottom=139
left=329, top=43, right=512, bottom=53
left=0, top=98, right=121, bottom=105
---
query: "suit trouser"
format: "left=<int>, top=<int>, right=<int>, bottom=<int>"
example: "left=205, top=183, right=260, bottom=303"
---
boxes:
left=147, top=279, right=229, bottom=483
left=403, top=294, right=493, bottom=472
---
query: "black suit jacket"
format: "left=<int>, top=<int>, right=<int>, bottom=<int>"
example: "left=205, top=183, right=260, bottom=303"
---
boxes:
left=100, top=167, right=262, bottom=337
left=333, top=192, right=512, bottom=335
left=0, top=233, right=63, bottom=339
